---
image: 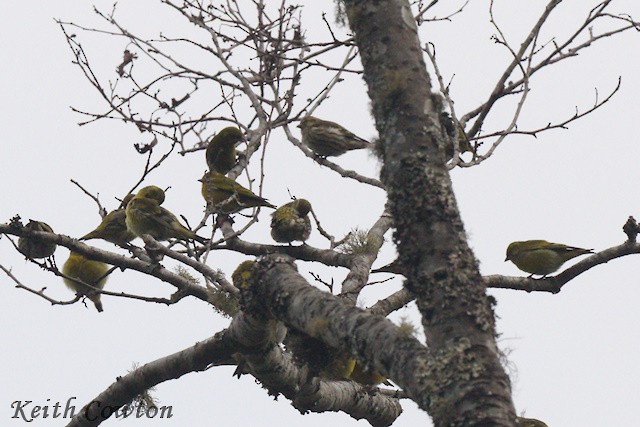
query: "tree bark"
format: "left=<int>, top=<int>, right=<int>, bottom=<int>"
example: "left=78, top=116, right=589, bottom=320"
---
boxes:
left=344, top=1, right=517, bottom=425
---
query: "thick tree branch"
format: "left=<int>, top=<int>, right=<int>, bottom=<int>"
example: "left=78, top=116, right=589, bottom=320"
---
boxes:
left=245, top=255, right=431, bottom=414
left=344, top=0, right=516, bottom=424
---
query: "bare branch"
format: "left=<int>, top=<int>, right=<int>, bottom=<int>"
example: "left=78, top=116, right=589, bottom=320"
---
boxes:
left=485, top=242, right=640, bottom=293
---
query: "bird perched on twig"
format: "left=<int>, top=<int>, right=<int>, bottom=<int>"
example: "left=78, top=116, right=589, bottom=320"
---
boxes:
left=125, top=186, right=208, bottom=243
left=134, top=185, right=166, bottom=205
left=62, top=251, right=110, bottom=312
left=200, top=171, right=275, bottom=214
left=17, top=220, right=57, bottom=259
left=349, top=361, right=390, bottom=386
left=270, top=199, right=312, bottom=244
left=298, top=116, right=370, bottom=157
left=81, top=194, right=136, bottom=246
left=505, top=240, right=593, bottom=277
left=206, top=127, right=244, bottom=175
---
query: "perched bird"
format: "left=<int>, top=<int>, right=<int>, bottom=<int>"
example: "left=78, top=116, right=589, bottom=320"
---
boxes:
left=284, top=326, right=355, bottom=381
left=349, top=361, right=389, bottom=386
left=231, top=260, right=256, bottom=289
left=231, top=260, right=286, bottom=343
left=81, top=194, right=136, bottom=246
left=270, top=199, right=312, bottom=244
left=505, top=240, right=594, bottom=277
left=126, top=195, right=207, bottom=243
left=62, top=251, right=110, bottom=312
left=17, top=220, right=57, bottom=259
left=200, top=171, right=276, bottom=214
left=319, top=352, right=356, bottom=381
left=206, top=127, right=243, bottom=175
left=134, top=186, right=165, bottom=205
left=440, top=111, right=473, bottom=160
left=516, top=417, right=548, bottom=427
left=298, top=116, right=370, bottom=157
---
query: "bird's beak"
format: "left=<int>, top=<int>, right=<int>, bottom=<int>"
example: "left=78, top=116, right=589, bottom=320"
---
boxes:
left=296, top=123, right=302, bottom=128
left=504, top=256, right=509, bottom=262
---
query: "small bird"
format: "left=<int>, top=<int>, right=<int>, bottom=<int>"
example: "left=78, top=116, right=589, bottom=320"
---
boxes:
left=270, top=199, right=312, bottom=244
left=200, top=171, right=276, bottom=214
left=286, top=334, right=355, bottom=381
left=231, top=260, right=256, bottom=289
left=135, top=186, right=165, bottom=205
left=298, top=116, right=370, bottom=157
left=349, top=361, right=389, bottom=386
left=232, top=260, right=286, bottom=343
left=17, top=220, right=57, bottom=259
left=516, top=417, right=548, bottom=427
left=206, top=127, right=244, bottom=175
left=125, top=190, right=207, bottom=243
left=284, top=326, right=355, bottom=381
left=319, top=352, right=356, bottom=381
left=62, top=251, right=110, bottom=312
left=81, top=194, right=136, bottom=246
left=440, top=111, right=473, bottom=160
left=505, top=240, right=594, bottom=277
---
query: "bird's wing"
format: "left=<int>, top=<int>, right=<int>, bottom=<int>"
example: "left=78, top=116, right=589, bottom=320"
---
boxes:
left=544, top=242, right=590, bottom=253
left=230, top=181, right=268, bottom=202
left=308, top=123, right=344, bottom=141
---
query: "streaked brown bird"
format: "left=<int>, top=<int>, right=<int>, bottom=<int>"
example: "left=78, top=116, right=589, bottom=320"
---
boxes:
left=298, top=116, right=370, bottom=157
left=17, top=220, right=57, bottom=259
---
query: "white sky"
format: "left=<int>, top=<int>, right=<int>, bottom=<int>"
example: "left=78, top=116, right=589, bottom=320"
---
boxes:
left=1, top=1, right=639, bottom=426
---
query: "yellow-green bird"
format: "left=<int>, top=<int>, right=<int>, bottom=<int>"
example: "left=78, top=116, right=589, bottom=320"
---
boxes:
left=81, top=194, right=136, bottom=246
left=319, top=353, right=356, bottom=381
left=17, top=220, right=57, bottom=259
left=517, top=417, right=548, bottom=427
left=284, top=327, right=355, bottom=381
left=270, top=199, right=312, bottom=244
left=232, top=260, right=286, bottom=343
left=62, top=251, right=110, bottom=312
left=125, top=191, right=208, bottom=244
left=349, top=361, right=389, bottom=386
left=200, top=171, right=276, bottom=214
left=206, top=127, right=243, bottom=175
left=135, top=186, right=165, bottom=204
left=298, top=116, right=370, bottom=157
left=231, top=260, right=256, bottom=289
left=505, top=240, right=593, bottom=277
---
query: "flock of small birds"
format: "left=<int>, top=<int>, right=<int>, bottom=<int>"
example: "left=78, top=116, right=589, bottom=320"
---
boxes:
left=14, top=116, right=592, bottom=401
left=16, top=116, right=594, bottom=315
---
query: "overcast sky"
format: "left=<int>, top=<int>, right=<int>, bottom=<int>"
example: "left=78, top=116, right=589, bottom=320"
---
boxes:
left=1, top=1, right=640, bottom=426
